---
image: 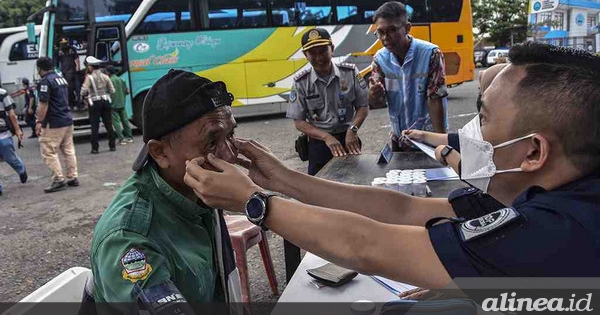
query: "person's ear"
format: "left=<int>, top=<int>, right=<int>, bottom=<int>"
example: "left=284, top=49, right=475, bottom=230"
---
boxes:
left=147, top=139, right=171, bottom=169
left=330, top=44, right=335, bottom=52
left=404, top=22, right=412, bottom=34
left=520, top=135, right=549, bottom=173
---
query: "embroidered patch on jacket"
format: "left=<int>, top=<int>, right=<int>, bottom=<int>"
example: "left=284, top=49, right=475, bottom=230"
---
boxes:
left=121, top=248, right=153, bottom=283
left=289, top=88, right=298, bottom=103
left=459, top=207, right=520, bottom=242
left=40, top=85, right=48, bottom=93
left=356, top=73, right=367, bottom=89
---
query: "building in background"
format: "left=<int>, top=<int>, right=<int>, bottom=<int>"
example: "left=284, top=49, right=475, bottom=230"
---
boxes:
left=529, top=0, right=600, bottom=52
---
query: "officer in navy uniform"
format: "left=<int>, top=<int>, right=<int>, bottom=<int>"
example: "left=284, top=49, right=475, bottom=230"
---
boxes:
left=185, top=43, right=600, bottom=288
left=56, top=37, right=82, bottom=110
left=35, top=57, right=79, bottom=193
left=287, top=28, right=369, bottom=175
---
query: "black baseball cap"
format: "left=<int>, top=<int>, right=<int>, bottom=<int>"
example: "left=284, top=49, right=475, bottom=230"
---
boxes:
left=132, top=70, right=234, bottom=171
left=301, top=28, right=332, bottom=52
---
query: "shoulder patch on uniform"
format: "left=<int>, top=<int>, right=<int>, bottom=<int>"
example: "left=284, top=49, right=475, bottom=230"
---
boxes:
left=121, top=248, right=153, bottom=283
left=289, top=87, right=298, bottom=103
left=459, top=207, right=521, bottom=242
left=356, top=73, right=368, bottom=89
left=294, top=69, right=311, bottom=81
left=40, top=85, right=48, bottom=93
left=337, top=62, right=356, bottom=70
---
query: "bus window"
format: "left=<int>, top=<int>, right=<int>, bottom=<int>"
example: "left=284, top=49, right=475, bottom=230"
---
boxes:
left=94, top=0, right=141, bottom=23
left=9, top=39, right=39, bottom=61
left=56, top=0, right=89, bottom=23
left=335, top=0, right=384, bottom=25
left=95, top=41, right=122, bottom=63
left=205, top=0, right=268, bottom=29
left=133, top=0, right=195, bottom=35
left=241, top=1, right=268, bottom=28
left=403, top=0, right=429, bottom=24
left=428, top=0, right=462, bottom=22
left=271, top=0, right=333, bottom=26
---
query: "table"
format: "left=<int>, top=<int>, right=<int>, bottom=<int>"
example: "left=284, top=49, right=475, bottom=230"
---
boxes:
left=278, top=253, right=399, bottom=303
left=283, top=152, right=467, bottom=281
left=271, top=253, right=400, bottom=315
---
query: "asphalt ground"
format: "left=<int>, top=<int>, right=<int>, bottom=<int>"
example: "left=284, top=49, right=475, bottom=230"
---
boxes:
left=0, top=70, right=480, bottom=302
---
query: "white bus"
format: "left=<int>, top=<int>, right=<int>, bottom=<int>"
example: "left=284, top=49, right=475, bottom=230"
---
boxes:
left=0, top=25, right=42, bottom=116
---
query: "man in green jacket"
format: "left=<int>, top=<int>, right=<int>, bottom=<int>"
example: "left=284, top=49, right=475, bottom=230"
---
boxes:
left=90, top=70, right=242, bottom=315
left=107, top=65, right=134, bottom=145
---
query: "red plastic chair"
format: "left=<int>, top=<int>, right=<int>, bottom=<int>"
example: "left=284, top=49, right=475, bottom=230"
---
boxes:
left=224, top=215, right=278, bottom=303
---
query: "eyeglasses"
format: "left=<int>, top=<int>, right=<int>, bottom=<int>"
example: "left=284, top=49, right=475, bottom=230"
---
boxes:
left=374, top=25, right=405, bottom=39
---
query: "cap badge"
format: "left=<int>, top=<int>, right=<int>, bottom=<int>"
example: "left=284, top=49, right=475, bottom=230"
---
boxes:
left=308, top=29, right=320, bottom=41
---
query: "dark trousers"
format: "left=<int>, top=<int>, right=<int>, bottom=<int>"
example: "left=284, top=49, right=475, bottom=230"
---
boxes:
left=25, top=111, right=36, bottom=135
left=89, top=100, right=116, bottom=151
left=308, top=133, right=346, bottom=176
left=65, top=72, right=81, bottom=109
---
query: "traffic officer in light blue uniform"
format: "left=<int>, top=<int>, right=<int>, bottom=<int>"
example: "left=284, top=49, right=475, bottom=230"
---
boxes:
left=287, top=28, right=369, bottom=175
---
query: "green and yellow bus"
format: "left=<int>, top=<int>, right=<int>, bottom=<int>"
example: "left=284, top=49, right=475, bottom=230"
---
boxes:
left=28, top=0, right=474, bottom=127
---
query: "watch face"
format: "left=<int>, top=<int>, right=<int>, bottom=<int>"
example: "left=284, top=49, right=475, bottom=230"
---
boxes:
left=246, top=197, right=265, bottom=219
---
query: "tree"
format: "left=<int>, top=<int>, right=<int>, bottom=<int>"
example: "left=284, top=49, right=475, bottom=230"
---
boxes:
left=472, top=0, right=529, bottom=47
left=0, top=0, right=46, bottom=28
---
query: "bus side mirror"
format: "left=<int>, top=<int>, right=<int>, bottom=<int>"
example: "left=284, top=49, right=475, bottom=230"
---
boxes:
left=27, top=22, right=36, bottom=44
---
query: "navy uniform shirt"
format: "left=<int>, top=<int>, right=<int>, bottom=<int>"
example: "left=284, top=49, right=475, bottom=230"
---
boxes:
left=57, top=46, right=78, bottom=74
left=37, top=71, right=73, bottom=128
left=428, top=176, right=600, bottom=277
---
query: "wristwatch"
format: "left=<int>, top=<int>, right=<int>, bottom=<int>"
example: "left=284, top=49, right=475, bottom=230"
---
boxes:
left=440, top=145, right=454, bottom=166
left=244, top=191, right=275, bottom=231
left=349, top=125, right=359, bottom=133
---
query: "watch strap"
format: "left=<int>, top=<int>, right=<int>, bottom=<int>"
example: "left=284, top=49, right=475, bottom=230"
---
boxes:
left=441, top=145, right=454, bottom=166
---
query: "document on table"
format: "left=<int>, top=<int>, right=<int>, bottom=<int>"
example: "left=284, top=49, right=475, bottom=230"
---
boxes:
left=425, top=167, right=459, bottom=181
left=409, top=139, right=437, bottom=160
left=371, top=276, right=418, bottom=295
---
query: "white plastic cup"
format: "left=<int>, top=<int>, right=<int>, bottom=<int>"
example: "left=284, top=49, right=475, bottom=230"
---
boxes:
left=399, top=180, right=412, bottom=194
left=412, top=179, right=428, bottom=197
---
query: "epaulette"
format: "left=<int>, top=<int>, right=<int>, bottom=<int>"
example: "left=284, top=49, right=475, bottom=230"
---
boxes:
left=337, top=62, right=356, bottom=70
left=121, top=193, right=153, bottom=236
left=294, top=69, right=311, bottom=81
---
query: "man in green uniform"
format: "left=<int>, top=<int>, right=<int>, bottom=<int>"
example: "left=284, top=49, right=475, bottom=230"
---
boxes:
left=107, top=65, right=134, bottom=145
left=90, top=70, right=242, bottom=315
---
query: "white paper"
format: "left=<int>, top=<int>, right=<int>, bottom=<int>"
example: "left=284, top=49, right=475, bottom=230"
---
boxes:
left=409, top=139, right=437, bottom=160
left=371, top=276, right=418, bottom=295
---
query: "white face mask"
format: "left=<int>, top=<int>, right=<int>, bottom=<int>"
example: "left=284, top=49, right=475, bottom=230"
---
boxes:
left=458, top=115, right=536, bottom=193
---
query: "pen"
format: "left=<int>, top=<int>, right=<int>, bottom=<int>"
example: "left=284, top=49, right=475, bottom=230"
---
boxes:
left=399, top=118, right=424, bottom=143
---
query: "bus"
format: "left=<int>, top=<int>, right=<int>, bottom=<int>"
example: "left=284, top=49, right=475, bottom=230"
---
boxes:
left=0, top=25, right=43, bottom=117
left=28, top=0, right=474, bottom=127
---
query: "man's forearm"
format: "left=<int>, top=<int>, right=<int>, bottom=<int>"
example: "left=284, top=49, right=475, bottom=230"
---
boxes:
left=8, top=111, right=22, bottom=134
left=272, top=167, right=455, bottom=226
left=423, top=132, right=449, bottom=147
left=351, top=107, right=369, bottom=129
left=37, top=102, right=49, bottom=122
left=265, top=197, right=452, bottom=289
left=294, top=120, right=329, bottom=141
left=428, top=98, right=445, bottom=133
